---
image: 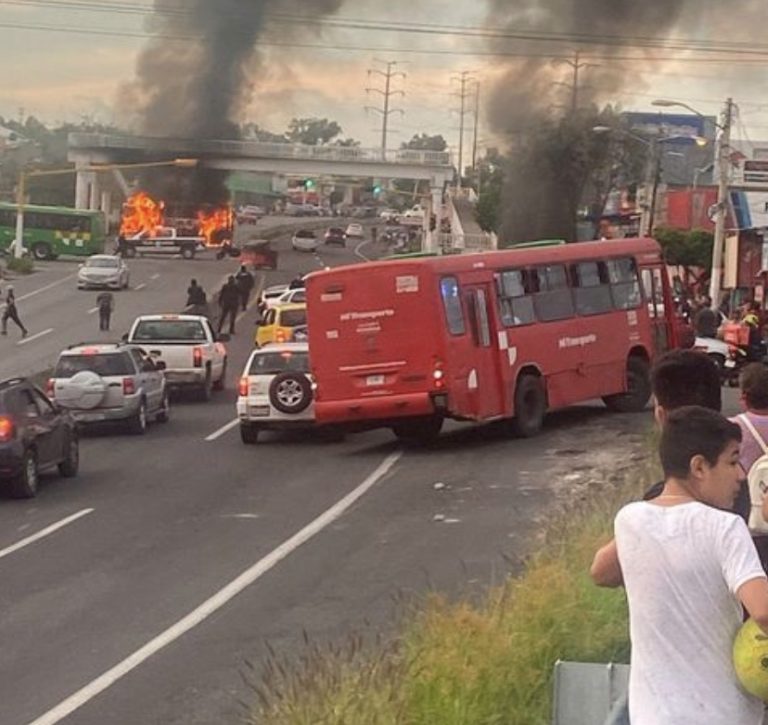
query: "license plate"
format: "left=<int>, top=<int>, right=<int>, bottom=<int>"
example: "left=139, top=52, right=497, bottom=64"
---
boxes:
left=249, top=405, right=270, bottom=417
left=366, top=375, right=385, bottom=386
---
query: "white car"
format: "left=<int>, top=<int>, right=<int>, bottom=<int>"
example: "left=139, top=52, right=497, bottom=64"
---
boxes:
left=378, top=208, right=399, bottom=222
left=694, top=336, right=736, bottom=373
left=270, top=288, right=307, bottom=308
left=292, top=229, right=319, bottom=252
left=259, top=284, right=289, bottom=309
left=237, top=343, right=315, bottom=443
left=77, top=255, right=130, bottom=290
left=345, top=223, right=364, bottom=238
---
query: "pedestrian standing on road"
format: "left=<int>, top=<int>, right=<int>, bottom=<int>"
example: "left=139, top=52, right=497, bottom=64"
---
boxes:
left=186, top=278, right=207, bottom=310
left=235, top=265, right=255, bottom=311
left=96, top=290, right=114, bottom=332
left=1, top=286, right=27, bottom=338
left=217, top=276, right=240, bottom=335
left=289, top=274, right=304, bottom=290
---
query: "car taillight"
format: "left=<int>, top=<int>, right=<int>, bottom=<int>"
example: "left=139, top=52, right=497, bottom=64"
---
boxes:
left=193, top=347, right=203, bottom=368
left=276, top=330, right=286, bottom=343
left=238, top=377, right=249, bottom=397
left=123, top=377, right=136, bottom=395
left=433, top=360, right=445, bottom=389
left=0, top=416, right=15, bottom=442
left=46, top=378, right=55, bottom=397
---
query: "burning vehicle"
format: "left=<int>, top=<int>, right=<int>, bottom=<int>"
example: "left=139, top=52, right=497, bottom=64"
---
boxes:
left=119, top=192, right=235, bottom=260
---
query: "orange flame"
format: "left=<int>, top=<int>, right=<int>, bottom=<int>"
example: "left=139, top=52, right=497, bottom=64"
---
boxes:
left=196, top=206, right=233, bottom=248
left=120, top=192, right=165, bottom=238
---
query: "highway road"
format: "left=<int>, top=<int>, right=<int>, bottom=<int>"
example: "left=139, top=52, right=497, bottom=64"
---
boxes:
left=0, top=227, right=685, bottom=724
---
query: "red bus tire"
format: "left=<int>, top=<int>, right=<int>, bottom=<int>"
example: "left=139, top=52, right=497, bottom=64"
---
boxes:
left=603, top=357, right=651, bottom=413
left=510, top=374, right=547, bottom=438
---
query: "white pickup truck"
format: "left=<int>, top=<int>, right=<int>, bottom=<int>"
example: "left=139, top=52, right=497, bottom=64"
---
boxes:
left=125, top=314, right=228, bottom=400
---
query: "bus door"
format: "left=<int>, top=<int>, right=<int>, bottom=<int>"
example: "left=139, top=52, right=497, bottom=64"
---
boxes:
left=463, top=284, right=505, bottom=420
left=641, top=266, right=672, bottom=354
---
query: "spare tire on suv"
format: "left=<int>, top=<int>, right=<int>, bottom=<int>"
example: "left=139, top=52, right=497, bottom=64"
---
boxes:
left=54, top=371, right=107, bottom=410
left=269, top=372, right=312, bottom=415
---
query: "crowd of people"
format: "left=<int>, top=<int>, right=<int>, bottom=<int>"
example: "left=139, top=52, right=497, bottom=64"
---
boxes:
left=689, top=294, right=767, bottom=362
left=591, top=350, right=768, bottom=723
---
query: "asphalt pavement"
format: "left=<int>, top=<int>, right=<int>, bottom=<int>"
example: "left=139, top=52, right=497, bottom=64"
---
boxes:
left=0, top=227, right=732, bottom=725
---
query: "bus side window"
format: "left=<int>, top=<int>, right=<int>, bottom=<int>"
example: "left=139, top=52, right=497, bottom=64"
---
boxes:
left=533, top=264, right=574, bottom=322
left=607, top=257, right=641, bottom=310
left=440, top=276, right=465, bottom=336
left=496, top=269, right=536, bottom=326
left=572, top=261, right=612, bottom=316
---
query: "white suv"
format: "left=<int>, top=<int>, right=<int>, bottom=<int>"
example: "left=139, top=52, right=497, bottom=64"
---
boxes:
left=236, top=343, right=314, bottom=443
left=50, top=343, right=169, bottom=434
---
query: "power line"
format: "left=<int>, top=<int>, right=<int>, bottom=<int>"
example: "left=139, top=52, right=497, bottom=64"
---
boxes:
left=7, top=0, right=768, bottom=59
left=365, top=60, right=406, bottom=156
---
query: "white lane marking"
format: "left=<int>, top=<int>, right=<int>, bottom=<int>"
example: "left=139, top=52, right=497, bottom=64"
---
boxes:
left=150, top=273, right=160, bottom=280
left=134, top=283, right=147, bottom=291
left=354, top=240, right=372, bottom=261
left=0, top=509, right=94, bottom=562
left=27, top=451, right=402, bottom=725
left=205, top=418, right=239, bottom=441
left=0, top=274, right=76, bottom=312
left=87, top=307, right=99, bottom=315
left=17, top=328, right=53, bottom=346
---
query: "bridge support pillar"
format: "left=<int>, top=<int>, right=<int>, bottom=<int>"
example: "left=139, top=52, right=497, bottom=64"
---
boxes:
left=88, top=173, right=101, bottom=211
left=75, top=167, right=95, bottom=210
left=424, top=186, right=444, bottom=254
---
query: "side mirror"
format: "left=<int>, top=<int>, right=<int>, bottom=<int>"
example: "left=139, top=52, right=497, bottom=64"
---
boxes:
left=155, top=361, right=167, bottom=371
left=121, top=333, right=129, bottom=342
left=217, top=333, right=231, bottom=343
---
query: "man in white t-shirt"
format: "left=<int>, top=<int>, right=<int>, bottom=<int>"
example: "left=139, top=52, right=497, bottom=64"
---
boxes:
left=612, top=406, right=768, bottom=724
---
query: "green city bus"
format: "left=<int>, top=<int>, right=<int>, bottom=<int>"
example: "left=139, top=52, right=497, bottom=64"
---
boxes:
left=0, top=203, right=107, bottom=260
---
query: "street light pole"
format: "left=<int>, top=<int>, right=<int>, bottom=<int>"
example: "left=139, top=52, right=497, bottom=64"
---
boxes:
left=709, top=97, right=734, bottom=305
left=13, top=171, right=27, bottom=258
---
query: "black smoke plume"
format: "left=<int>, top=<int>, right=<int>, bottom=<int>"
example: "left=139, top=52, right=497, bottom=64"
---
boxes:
left=483, top=0, right=746, bottom=243
left=125, top=0, right=344, bottom=205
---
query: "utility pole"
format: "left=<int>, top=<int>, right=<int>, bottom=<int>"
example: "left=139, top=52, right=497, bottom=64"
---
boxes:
left=451, top=70, right=476, bottom=189
left=471, top=81, right=481, bottom=174
left=709, top=97, right=734, bottom=305
left=365, top=60, right=406, bottom=160
left=554, top=51, right=595, bottom=113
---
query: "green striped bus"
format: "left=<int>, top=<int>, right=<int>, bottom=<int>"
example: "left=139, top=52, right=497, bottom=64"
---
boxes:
left=0, top=203, right=107, bottom=260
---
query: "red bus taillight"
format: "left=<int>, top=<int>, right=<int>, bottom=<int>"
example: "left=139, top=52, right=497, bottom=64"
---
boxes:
left=193, top=347, right=203, bottom=368
left=46, top=378, right=55, bottom=397
left=433, top=361, right=445, bottom=389
left=238, top=377, right=249, bottom=397
left=123, top=378, right=136, bottom=395
left=0, top=416, right=15, bottom=442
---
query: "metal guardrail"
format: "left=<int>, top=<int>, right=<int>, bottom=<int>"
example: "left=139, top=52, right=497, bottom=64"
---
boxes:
left=68, top=133, right=452, bottom=168
left=439, top=232, right=496, bottom=252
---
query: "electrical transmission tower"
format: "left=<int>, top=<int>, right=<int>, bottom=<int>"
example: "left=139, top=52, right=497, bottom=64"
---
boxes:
left=365, top=60, right=406, bottom=159
left=451, top=70, right=476, bottom=188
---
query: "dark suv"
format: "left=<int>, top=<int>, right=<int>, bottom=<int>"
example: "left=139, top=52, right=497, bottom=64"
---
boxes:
left=0, top=378, right=79, bottom=498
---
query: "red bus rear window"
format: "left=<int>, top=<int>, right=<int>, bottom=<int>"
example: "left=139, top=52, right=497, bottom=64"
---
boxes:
left=440, top=277, right=465, bottom=335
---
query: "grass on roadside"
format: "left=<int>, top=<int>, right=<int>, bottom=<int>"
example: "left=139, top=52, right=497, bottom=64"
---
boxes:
left=5, top=256, right=35, bottom=275
left=249, top=456, right=657, bottom=725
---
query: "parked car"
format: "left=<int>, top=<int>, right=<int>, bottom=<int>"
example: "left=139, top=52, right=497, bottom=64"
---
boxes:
left=378, top=208, right=399, bottom=222
left=324, top=227, right=347, bottom=246
left=237, top=343, right=315, bottom=444
left=49, top=343, right=169, bottom=433
left=256, top=303, right=308, bottom=347
left=292, top=229, right=319, bottom=252
left=345, top=223, right=364, bottom=238
left=273, top=288, right=307, bottom=306
left=0, top=377, right=79, bottom=498
left=237, top=205, right=265, bottom=224
left=77, top=255, right=130, bottom=290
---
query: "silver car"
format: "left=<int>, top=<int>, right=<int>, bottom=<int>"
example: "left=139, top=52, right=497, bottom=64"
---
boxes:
left=77, top=255, right=130, bottom=290
left=49, top=343, right=169, bottom=434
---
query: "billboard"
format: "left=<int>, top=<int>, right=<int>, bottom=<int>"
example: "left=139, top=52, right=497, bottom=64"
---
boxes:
left=622, top=112, right=715, bottom=141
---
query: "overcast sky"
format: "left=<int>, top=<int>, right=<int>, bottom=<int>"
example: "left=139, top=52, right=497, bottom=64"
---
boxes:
left=2, top=1, right=768, bottom=156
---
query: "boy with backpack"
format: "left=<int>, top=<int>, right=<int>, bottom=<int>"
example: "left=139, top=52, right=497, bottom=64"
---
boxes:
left=732, top=363, right=768, bottom=569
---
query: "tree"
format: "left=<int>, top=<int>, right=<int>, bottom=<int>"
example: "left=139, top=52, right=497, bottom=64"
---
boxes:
left=654, top=226, right=714, bottom=292
left=241, top=122, right=288, bottom=143
left=475, top=148, right=505, bottom=233
left=286, top=117, right=343, bottom=146
left=402, top=133, right=448, bottom=152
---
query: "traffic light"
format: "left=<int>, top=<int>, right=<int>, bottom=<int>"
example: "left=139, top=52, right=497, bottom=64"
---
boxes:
left=303, top=179, right=315, bottom=190
left=372, top=184, right=382, bottom=197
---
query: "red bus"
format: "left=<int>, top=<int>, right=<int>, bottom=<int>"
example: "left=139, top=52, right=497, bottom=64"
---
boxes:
left=306, top=238, right=689, bottom=442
